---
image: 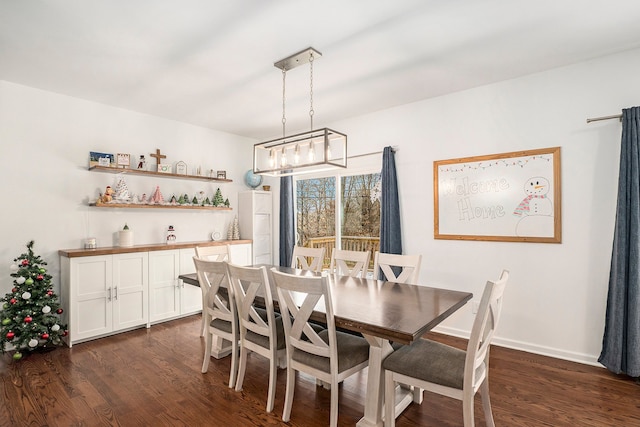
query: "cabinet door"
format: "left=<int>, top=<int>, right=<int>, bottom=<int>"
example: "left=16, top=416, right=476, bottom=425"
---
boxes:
left=229, top=243, right=251, bottom=266
left=71, top=256, right=113, bottom=341
left=179, top=248, right=202, bottom=314
left=149, top=250, right=180, bottom=322
left=112, top=252, right=148, bottom=331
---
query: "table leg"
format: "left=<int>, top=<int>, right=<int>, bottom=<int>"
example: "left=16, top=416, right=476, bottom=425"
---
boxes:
left=210, top=336, right=233, bottom=359
left=357, top=335, right=393, bottom=427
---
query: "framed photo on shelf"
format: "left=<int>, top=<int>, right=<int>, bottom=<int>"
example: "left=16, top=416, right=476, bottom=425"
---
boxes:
left=175, top=161, right=188, bottom=175
left=116, top=153, right=130, bottom=168
left=89, top=151, right=114, bottom=168
left=157, top=164, right=172, bottom=174
left=217, top=170, right=227, bottom=179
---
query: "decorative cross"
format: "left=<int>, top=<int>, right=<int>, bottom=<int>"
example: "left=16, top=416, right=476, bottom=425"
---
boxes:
left=150, top=149, right=166, bottom=166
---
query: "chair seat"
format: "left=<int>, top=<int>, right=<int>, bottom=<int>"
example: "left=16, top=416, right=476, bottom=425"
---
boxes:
left=245, top=314, right=286, bottom=350
left=292, top=329, right=370, bottom=373
left=383, top=339, right=485, bottom=390
left=210, top=318, right=233, bottom=333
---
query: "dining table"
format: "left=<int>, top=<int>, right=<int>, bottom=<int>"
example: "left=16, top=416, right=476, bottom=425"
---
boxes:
left=180, top=265, right=472, bottom=427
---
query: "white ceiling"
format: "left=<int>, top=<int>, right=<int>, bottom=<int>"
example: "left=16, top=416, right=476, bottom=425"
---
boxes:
left=2, top=1, right=640, bottom=140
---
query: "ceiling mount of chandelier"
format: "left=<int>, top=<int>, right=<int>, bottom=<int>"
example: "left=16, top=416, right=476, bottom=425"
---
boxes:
left=253, top=47, right=347, bottom=177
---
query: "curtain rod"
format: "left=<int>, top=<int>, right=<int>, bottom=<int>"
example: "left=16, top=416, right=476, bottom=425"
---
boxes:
left=586, top=114, right=622, bottom=123
left=348, top=146, right=398, bottom=160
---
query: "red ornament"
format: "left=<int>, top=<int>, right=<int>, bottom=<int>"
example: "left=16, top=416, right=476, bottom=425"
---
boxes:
left=6, top=331, right=15, bottom=340
left=41, top=333, right=49, bottom=340
left=10, top=298, right=17, bottom=305
left=12, top=287, right=17, bottom=293
left=56, top=308, right=63, bottom=314
left=36, top=274, right=44, bottom=281
left=21, top=259, right=29, bottom=266
left=47, top=290, right=54, bottom=296
left=24, top=316, right=33, bottom=323
left=62, top=330, right=68, bottom=337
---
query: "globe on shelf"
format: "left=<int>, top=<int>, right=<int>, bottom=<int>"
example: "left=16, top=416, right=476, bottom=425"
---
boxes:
left=244, top=169, right=263, bottom=189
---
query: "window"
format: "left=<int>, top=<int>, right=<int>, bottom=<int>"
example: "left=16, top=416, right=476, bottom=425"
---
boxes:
left=295, top=171, right=381, bottom=270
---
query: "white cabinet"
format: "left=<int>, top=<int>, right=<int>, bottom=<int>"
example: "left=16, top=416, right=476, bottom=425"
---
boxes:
left=149, top=249, right=203, bottom=323
left=178, top=248, right=205, bottom=314
left=238, top=190, right=273, bottom=264
left=61, top=252, right=148, bottom=347
left=229, top=242, right=252, bottom=266
left=60, top=241, right=252, bottom=346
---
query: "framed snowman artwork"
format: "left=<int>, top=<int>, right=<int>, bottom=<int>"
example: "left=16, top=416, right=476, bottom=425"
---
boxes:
left=433, top=146, right=561, bottom=243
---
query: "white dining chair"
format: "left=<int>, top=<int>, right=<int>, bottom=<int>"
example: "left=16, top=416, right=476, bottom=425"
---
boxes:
left=195, top=244, right=230, bottom=261
left=383, top=270, right=509, bottom=427
left=225, top=262, right=286, bottom=413
left=291, top=246, right=326, bottom=272
left=192, top=257, right=238, bottom=388
left=329, top=249, right=370, bottom=277
left=195, top=245, right=231, bottom=336
left=373, top=251, right=422, bottom=284
left=270, top=268, right=370, bottom=427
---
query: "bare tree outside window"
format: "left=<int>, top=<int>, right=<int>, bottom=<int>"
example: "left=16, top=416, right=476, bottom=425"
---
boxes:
left=296, top=173, right=381, bottom=269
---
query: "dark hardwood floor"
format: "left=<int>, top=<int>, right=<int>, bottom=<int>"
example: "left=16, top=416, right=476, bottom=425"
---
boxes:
left=1, top=315, right=639, bottom=426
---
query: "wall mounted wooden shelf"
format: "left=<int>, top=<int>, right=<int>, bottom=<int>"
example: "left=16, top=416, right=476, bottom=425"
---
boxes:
left=88, top=165, right=233, bottom=183
left=89, top=202, right=232, bottom=211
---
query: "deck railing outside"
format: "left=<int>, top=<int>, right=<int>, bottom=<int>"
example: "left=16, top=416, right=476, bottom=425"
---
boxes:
left=306, top=236, right=380, bottom=269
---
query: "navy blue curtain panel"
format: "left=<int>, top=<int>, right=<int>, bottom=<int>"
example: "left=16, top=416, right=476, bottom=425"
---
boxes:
left=279, top=175, right=295, bottom=267
left=599, top=106, right=640, bottom=377
left=379, top=146, right=402, bottom=280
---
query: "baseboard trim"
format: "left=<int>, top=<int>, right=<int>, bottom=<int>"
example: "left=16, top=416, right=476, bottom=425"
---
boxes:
left=433, top=325, right=602, bottom=367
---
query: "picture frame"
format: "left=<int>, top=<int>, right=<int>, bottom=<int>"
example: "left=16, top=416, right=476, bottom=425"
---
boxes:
left=175, top=161, right=188, bottom=175
left=216, top=170, right=227, bottom=179
left=89, top=151, right=114, bottom=168
left=434, top=146, right=561, bottom=243
left=116, top=153, right=130, bottom=168
left=157, top=164, right=172, bottom=174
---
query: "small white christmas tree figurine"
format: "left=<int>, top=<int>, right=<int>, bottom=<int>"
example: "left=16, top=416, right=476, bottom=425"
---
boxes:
left=150, top=186, right=165, bottom=204
left=232, top=216, right=240, bottom=240
left=114, top=176, right=131, bottom=201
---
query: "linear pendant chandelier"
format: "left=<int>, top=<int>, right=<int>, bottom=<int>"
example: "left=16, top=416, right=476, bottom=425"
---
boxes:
left=253, top=47, right=347, bottom=177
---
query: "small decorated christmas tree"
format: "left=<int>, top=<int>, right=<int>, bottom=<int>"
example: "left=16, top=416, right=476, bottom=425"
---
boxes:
left=113, top=176, right=131, bottom=201
left=150, top=186, right=165, bottom=204
left=1, top=241, right=67, bottom=360
left=213, top=188, right=225, bottom=207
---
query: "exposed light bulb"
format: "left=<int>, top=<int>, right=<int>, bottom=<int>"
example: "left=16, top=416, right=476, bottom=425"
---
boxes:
left=281, top=147, right=287, bottom=167
left=308, top=141, right=315, bottom=162
left=269, top=149, right=276, bottom=168
left=294, top=144, right=300, bottom=164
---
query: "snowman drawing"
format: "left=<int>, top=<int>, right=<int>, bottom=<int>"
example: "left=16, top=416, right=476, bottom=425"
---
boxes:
left=513, top=176, right=554, bottom=237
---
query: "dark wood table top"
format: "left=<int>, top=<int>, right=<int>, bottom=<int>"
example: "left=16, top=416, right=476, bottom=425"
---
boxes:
left=180, top=265, right=472, bottom=345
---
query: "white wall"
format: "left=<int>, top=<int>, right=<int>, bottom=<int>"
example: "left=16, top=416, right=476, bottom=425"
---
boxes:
left=0, top=81, right=255, bottom=300
left=318, top=47, right=640, bottom=365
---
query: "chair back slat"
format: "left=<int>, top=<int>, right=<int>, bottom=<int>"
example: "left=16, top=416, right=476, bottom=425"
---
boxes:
left=373, top=251, right=422, bottom=284
left=291, top=246, right=326, bottom=272
left=271, top=269, right=335, bottom=360
left=193, top=257, right=234, bottom=321
left=195, top=245, right=231, bottom=262
left=329, top=249, right=370, bottom=277
left=226, top=263, right=277, bottom=340
left=465, top=269, right=509, bottom=390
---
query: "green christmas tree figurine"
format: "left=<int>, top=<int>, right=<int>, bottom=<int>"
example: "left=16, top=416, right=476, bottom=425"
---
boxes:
left=1, top=241, right=68, bottom=360
left=213, top=188, right=224, bottom=207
